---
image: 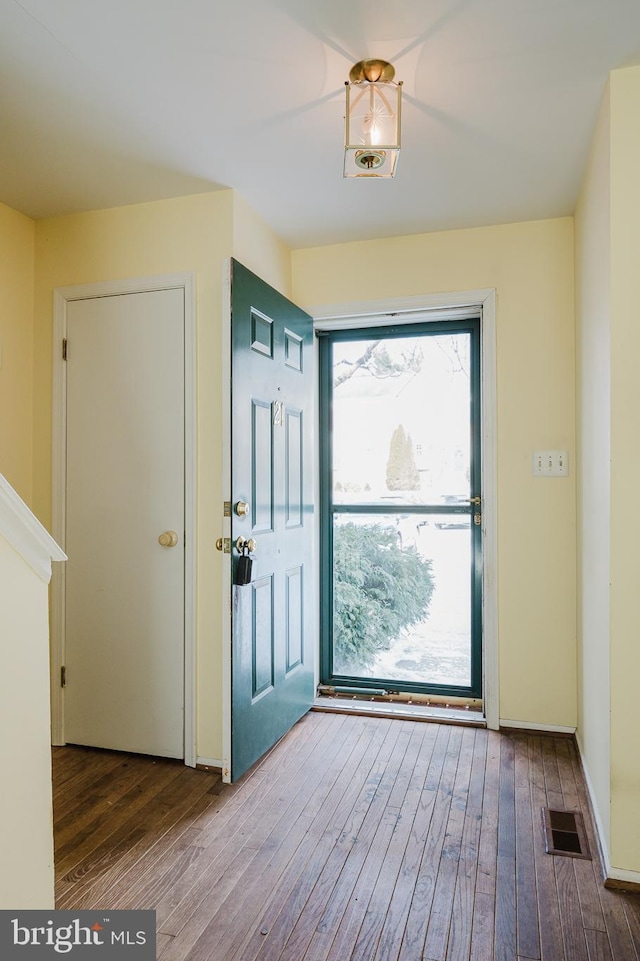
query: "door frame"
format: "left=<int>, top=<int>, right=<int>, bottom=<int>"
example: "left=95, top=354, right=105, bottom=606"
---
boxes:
left=50, top=273, right=197, bottom=766
left=309, top=288, right=499, bottom=730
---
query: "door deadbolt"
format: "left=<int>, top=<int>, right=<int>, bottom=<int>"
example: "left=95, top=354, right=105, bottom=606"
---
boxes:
left=234, top=500, right=250, bottom=517
left=158, top=530, right=179, bottom=548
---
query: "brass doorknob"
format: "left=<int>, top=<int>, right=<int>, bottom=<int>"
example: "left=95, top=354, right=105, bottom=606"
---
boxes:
left=158, top=530, right=179, bottom=548
left=235, top=536, right=257, bottom=553
left=234, top=500, right=250, bottom=517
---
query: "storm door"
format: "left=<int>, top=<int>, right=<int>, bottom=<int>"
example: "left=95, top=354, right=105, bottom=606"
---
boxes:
left=319, top=319, right=482, bottom=698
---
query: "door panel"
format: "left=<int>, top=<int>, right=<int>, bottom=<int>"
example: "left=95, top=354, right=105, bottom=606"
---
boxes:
left=252, top=399, right=274, bottom=532
left=229, top=260, right=315, bottom=782
left=286, top=567, right=303, bottom=671
left=286, top=408, right=303, bottom=527
left=64, top=288, right=185, bottom=758
left=253, top=576, right=275, bottom=698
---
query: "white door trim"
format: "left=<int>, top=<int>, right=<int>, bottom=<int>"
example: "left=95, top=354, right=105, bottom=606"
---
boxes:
left=307, top=288, right=499, bottom=731
left=51, top=272, right=197, bottom=766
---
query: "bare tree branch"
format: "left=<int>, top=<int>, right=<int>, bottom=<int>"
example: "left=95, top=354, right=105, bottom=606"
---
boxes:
left=334, top=341, right=381, bottom=387
left=333, top=341, right=424, bottom=388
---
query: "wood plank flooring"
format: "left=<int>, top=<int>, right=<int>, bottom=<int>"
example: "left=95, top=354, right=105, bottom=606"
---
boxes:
left=52, top=713, right=640, bottom=961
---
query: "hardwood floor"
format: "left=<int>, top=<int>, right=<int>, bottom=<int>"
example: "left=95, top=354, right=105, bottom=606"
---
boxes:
left=53, top=713, right=640, bottom=961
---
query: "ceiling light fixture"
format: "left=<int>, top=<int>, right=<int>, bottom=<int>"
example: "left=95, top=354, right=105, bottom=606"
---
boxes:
left=344, top=59, right=402, bottom=178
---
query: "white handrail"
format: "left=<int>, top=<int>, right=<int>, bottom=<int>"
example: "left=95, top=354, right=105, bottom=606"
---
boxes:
left=0, top=474, right=66, bottom=583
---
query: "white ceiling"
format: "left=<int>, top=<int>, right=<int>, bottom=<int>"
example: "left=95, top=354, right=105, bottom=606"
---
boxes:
left=1, top=0, right=640, bottom=248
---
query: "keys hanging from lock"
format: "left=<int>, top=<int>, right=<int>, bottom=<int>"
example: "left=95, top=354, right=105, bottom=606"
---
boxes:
left=235, top=544, right=253, bottom=586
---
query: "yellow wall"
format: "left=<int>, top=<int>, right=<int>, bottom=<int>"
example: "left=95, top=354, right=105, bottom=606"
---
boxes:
left=232, top=192, right=292, bottom=298
left=574, top=64, right=640, bottom=878
left=293, top=218, right=577, bottom=728
left=0, top=203, right=35, bottom=504
left=34, top=191, right=234, bottom=760
left=0, top=534, right=55, bottom=908
left=575, top=86, right=612, bottom=853
left=609, top=65, right=640, bottom=875
left=33, top=189, right=291, bottom=762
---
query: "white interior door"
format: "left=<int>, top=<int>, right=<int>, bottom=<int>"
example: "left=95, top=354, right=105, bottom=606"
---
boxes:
left=64, top=288, right=185, bottom=758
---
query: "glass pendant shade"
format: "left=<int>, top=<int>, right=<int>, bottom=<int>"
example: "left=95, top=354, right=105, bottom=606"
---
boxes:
left=344, top=60, right=402, bottom=178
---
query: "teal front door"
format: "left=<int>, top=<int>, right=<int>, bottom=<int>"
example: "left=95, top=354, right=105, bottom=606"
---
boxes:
left=228, top=260, right=315, bottom=782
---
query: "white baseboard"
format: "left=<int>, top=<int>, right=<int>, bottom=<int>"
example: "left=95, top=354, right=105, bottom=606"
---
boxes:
left=196, top=756, right=223, bottom=771
left=575, top=734, right=640, bottom=888
left=575, top=731, right=610, bottom=878
left=607, top=866, right=640, bottom=886
left=499, top=718, right=576, bottom=735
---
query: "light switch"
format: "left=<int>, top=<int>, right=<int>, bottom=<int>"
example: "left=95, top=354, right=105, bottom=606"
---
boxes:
left=533, top=450, right=569, bottom=477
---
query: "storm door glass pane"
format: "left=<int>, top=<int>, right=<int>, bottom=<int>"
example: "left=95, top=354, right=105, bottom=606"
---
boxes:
left=332, top=334, right=471, bottom=505
left=332, top=513, right=471, bottom=686
left=330, top=330, right=475, bottom=690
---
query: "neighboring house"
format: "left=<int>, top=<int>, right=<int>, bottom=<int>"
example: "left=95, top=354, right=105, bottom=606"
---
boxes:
left=0, top=66, right=637, bottom=896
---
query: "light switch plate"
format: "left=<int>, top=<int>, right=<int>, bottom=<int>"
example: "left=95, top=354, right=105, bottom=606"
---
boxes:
left=532, top=450, right=569, bottom=477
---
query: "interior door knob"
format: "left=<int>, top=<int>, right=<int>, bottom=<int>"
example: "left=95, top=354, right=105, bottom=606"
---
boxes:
left=234, top=500, right=250, bottom=517
left=158, top=530, right=179, bottom=548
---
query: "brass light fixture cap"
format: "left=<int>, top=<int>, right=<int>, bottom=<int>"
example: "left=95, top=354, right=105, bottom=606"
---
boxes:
left=349, top=59, right=395, bottom=83
left=354, top=150, right=386, bottom=170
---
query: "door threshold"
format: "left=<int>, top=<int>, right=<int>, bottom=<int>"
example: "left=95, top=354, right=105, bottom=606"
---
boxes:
left=312, top=695, right=486, bottom=727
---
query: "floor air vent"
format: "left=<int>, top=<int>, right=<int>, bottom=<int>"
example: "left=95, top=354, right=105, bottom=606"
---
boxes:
left=542, top=808, right=591, bottom=859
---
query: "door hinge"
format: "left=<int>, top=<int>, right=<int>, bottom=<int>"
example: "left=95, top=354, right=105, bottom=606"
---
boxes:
left=62, top=338, right=68, bottom=361
left=60, top=666, right=66, bottom=688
